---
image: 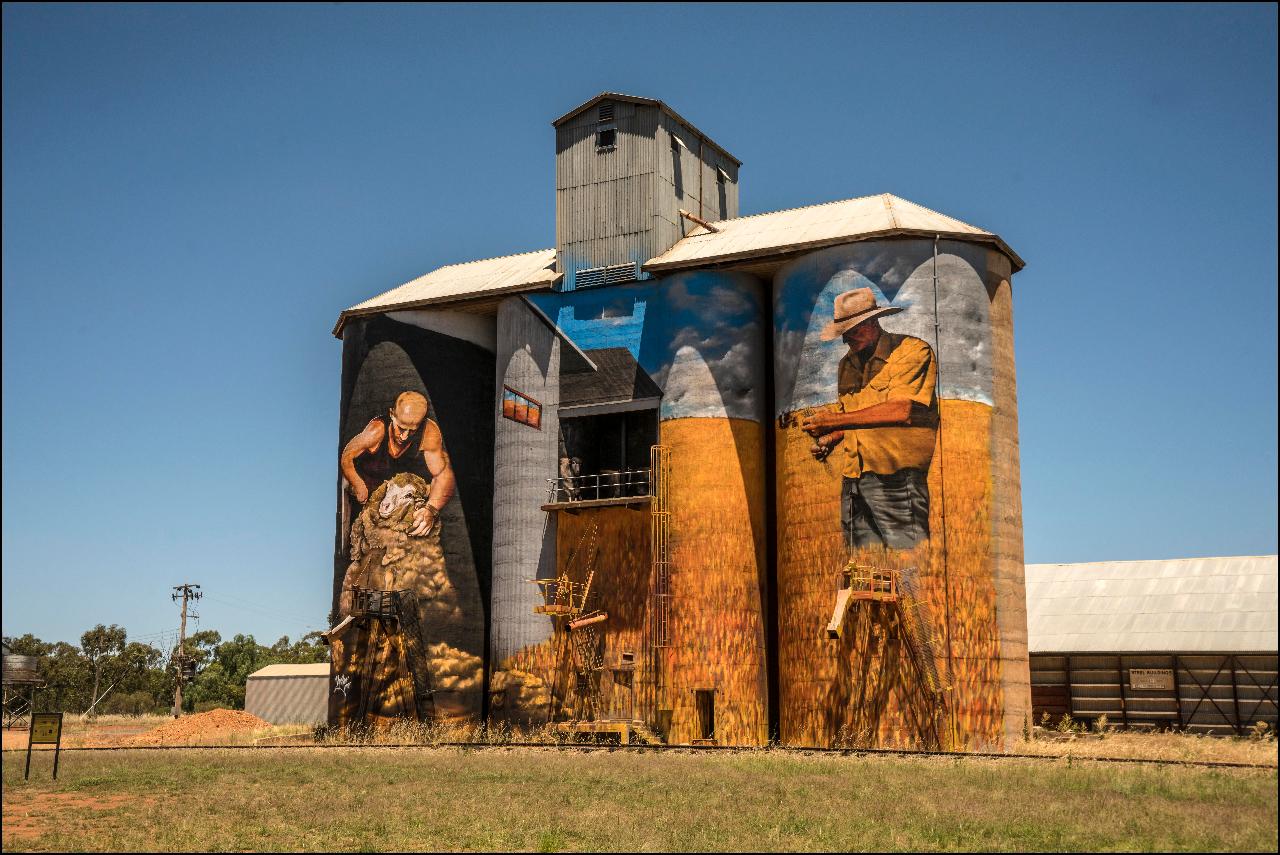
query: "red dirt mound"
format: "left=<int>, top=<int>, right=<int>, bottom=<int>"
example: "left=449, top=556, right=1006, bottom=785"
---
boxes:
left=126, top=708, right=270, bottom=746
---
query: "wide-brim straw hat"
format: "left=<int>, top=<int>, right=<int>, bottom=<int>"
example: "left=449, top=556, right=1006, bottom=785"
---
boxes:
left=820, top=287, right=902, bottom=341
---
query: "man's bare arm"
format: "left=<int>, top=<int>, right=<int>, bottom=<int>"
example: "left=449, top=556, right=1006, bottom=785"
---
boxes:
left=340, top=420, right=385, bottom=504
left=408, top=420, right=456, bottom=536
left=421, top=420, right=456, bottom=509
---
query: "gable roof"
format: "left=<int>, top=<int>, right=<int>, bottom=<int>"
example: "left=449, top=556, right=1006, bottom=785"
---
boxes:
left=1026, top=555, right=1278, bottom=654
left=332, top=249, right=559, bottom=337
left=646, top=193, right=1024, bottom=273
left=551, top=92, right=741, bottom=167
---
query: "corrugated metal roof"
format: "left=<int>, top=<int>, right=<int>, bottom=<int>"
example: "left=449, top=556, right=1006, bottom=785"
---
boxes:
left=645, top=193, right=1024, bottom=273
left=247, top=663, right=331, bottom=679
left=332, top=249, right=559, bottom=337
left=333, top=195, right=1023, bottom=336
left=1026, top=555, right=1278, bottom=654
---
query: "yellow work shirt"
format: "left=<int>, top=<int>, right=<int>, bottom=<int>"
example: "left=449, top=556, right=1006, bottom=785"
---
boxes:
left=836, top=332, right=938, bottom=479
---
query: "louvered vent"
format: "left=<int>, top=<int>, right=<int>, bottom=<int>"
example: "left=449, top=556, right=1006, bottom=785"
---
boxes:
left=575, top=262, right=638, bottom=289
left=597, top=102, right=614, bottom=121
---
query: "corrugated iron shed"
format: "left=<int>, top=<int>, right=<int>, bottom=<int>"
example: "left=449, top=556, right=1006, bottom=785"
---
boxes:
left=245, top=663, right=330, bottom=725
left=646, top=193, right=1024, bottom=273
left=1026, top=555, right=1278, bottom=654
left=333, top=248, right=559, bottom=337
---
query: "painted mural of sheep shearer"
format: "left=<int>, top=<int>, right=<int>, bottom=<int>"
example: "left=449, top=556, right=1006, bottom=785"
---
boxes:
left=327, top=391, right=482, bottom=730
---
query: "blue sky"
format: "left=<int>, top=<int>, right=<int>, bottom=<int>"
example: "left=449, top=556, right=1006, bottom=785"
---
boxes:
left=3, top=3, right=1276, bottom=645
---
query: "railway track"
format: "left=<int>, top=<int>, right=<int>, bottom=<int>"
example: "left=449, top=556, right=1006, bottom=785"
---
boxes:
left=4, top=739, right=1275, bottom=770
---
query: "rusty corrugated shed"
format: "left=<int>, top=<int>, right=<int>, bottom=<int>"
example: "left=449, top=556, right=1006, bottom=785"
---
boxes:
left=332, top=249, right=559, bottom=337
left=645, top=193, right=1025, bottom=273
left=1026, top=555, right=1278, bottom=654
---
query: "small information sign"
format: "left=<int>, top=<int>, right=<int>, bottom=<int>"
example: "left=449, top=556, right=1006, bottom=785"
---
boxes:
left=1129, top=668, right=1175, bottom=691
left=25, top=712, right=64, bottom=780
left=31, top=713, right=62, bottom=744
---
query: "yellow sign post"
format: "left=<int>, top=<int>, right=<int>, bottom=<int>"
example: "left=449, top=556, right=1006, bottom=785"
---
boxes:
left=25, top=712, right=64, bottom=780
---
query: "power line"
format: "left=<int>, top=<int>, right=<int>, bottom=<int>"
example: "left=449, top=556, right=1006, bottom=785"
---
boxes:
left=200, top=593, right=323, bottom=632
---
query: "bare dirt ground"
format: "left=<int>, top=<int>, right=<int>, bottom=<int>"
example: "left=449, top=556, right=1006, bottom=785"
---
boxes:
left=3, top=793, right=157, bottom=844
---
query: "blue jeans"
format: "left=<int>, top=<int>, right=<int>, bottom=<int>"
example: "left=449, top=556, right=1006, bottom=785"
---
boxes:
left=841, top=469, right=930, bottom=550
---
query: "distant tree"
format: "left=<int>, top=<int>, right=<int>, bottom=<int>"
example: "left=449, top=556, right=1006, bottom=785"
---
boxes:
left=3, top=634, right=52, bottom=658
left=80, top=624, right=127, bottom=711
left=270, top=632, right=329, bottom=665
left=80, top=625, right=159, bottom=718
left=42, top=641, right=92, bottom=712
left=5, top=624, right=327, bottom=716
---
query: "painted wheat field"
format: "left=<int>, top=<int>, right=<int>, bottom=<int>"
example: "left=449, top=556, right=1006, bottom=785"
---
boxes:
left=663, top=416, right=770, bottom=745
left=494, top=416, right=770, bottom=744
left=777, top=399, right=1006, bottom=749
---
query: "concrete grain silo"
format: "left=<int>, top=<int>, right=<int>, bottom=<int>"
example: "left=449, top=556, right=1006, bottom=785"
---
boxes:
left=332, top=93, right=1028, bottom=748
left=648, top=197, right=1030, bottom=750
left=487, top=96, right=769, bottom=745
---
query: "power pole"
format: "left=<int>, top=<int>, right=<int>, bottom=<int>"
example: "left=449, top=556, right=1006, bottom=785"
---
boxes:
left=171, top=583, right=201, bottom=717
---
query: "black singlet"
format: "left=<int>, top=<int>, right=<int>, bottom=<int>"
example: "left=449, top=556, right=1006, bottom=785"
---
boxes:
left=354, top=413, right=430, bottom=488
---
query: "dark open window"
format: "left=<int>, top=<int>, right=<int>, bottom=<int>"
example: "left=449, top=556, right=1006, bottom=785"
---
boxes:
left=558, top=408, right=656, bottom=499
left=596, top=126, right=616, bottom=150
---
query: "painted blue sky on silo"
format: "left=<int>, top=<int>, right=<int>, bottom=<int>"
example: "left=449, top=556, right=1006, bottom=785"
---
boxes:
left=527, top=271, right=766, bottom=421
left=773, top=240, right=995, bottom=415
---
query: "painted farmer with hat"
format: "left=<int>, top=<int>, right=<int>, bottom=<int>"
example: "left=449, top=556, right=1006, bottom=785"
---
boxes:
left=800, top=288, right=938, bottom=550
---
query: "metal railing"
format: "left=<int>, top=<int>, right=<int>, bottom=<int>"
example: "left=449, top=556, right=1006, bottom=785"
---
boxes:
left=546, top=468, right=652, bottom=503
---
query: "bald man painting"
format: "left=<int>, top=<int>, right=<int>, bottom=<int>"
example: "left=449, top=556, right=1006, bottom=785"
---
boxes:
left=340, top=391, right=456, bottom=537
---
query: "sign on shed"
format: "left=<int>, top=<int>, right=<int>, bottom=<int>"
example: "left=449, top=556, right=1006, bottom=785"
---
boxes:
left=1129, top=668, right=1175, bottom=690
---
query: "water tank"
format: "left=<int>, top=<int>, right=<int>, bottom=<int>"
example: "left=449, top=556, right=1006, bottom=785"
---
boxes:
left=2, top=655, right=41, bottom=684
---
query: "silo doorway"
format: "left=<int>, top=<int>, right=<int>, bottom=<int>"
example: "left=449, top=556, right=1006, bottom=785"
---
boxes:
left=693, top=688, right=716, bottom=744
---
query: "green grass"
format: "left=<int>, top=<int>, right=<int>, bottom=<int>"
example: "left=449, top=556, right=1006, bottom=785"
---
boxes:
left=3, top=747, right=1276, bottom=852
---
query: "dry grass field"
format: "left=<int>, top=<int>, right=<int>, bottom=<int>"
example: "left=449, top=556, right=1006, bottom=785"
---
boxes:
left=3, top=745, right=1276, bottom=852
left=1, top=714, right=315, bottom=751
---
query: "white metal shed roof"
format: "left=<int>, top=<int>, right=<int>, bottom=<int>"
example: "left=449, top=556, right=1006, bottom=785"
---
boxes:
left=332, top=248, right=559, bottom=336
left=1026, top=555, right=1278, bottom=654
left=247, top=663, right=331, bottom=679
left=645, top=193, right=1024, bottom=273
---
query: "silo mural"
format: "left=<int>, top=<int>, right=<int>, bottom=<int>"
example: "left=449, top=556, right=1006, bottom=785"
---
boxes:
left=489, top=272, right=771, bottom=744
left=328, top=313, right=493, bottom=729
left=774, top=238, right=1026, bottom=750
